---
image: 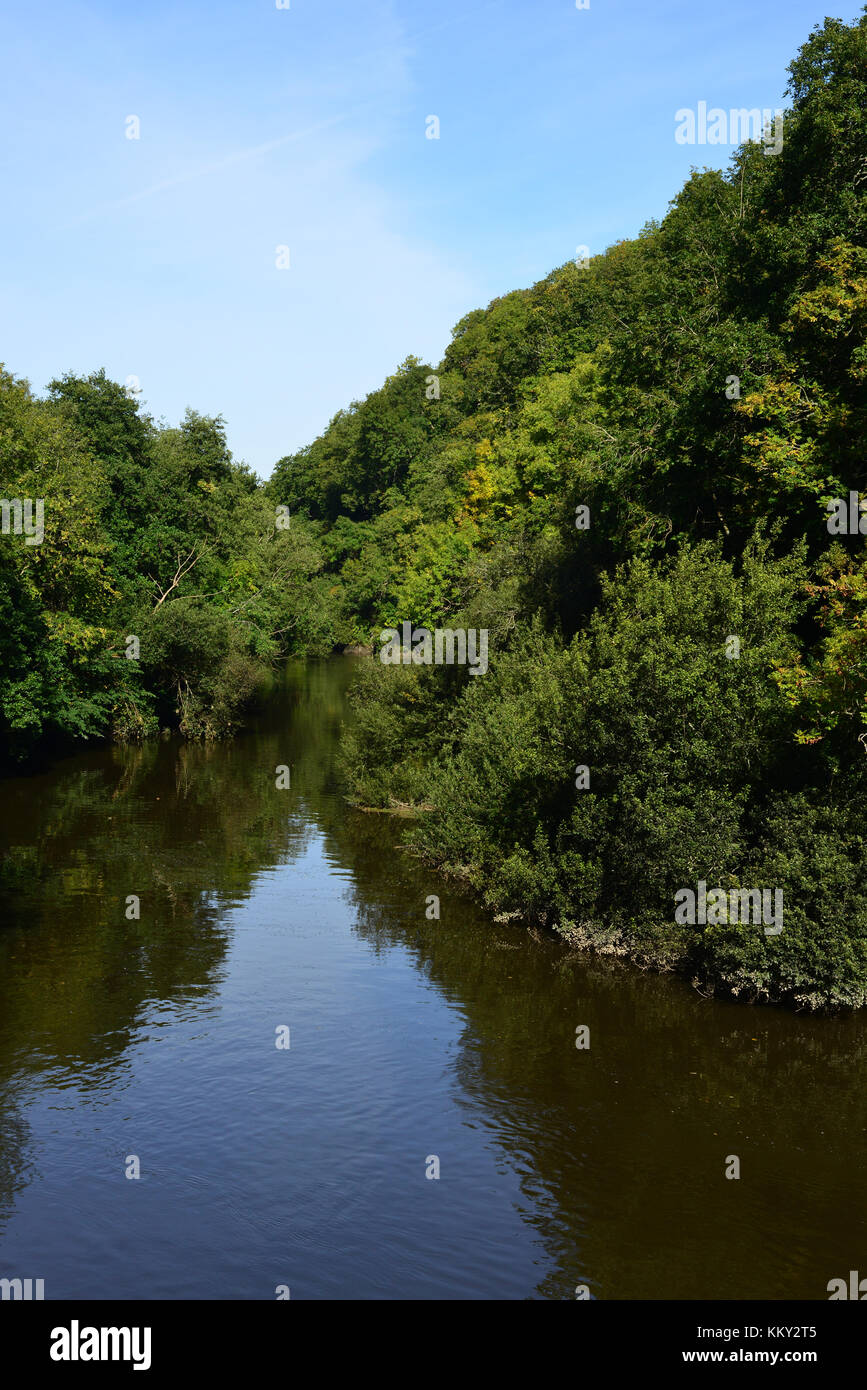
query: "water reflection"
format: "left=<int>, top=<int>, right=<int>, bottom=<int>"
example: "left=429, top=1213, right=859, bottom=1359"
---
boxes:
left=0, top=660, right=865, bottom=1299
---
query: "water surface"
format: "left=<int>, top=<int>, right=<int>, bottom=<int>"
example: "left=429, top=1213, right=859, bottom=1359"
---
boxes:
left=0, top=659, right=864, bottom=1299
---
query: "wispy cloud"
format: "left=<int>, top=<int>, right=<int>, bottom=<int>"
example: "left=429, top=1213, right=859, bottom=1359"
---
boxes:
left=60, top=109, right=360, bottom=230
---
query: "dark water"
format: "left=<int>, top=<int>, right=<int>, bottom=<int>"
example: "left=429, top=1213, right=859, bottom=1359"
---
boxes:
left=0, top=658, right=865, bottom=1300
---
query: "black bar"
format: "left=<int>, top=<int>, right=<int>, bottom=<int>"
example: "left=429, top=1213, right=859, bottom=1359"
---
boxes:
left=4, top=1299, right=863, bottom=1375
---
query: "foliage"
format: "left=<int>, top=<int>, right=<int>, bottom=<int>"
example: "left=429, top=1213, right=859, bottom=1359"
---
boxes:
left=287, top=11, right=867, bottom=1007
left=4, top=11, right=867, bottom=1005
left=0, top=369, right=333, bottom=760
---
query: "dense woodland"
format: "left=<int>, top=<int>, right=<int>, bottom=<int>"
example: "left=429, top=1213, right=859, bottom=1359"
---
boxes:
left=2, top=14, right=867, bottom=1006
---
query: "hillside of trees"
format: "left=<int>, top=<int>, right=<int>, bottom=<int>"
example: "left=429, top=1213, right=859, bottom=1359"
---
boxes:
left=274, top=12, right=867, bottom=1009
left=2, top=12, right=866, bottom=1006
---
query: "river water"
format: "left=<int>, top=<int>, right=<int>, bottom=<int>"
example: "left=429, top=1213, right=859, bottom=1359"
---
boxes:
left=0, top=658, right=865, bottom=1300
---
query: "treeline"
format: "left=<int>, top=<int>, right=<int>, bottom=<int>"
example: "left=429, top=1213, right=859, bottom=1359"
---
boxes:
left=271, top=12, right=867, bottom=1008
left=0, top=370, right=339, bottom=763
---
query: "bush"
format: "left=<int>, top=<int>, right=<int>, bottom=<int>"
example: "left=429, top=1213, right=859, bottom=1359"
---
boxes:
left=337, top=540, right=867, bottom=1007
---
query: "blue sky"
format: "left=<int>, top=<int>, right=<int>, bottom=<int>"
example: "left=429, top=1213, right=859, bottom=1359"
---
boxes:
left=0, top=0, right=856, bottom=477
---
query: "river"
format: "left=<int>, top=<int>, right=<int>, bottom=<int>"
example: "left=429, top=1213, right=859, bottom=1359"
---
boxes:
left=0, top=658, right=865, bottom=1300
